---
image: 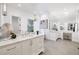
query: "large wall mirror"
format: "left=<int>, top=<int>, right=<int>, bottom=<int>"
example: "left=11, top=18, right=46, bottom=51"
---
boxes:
left=27, top=19, right=34, bottom=32
left=68, top=23, right=75, bottom=32
left=40, top=19, right=48, bottom=29
left=67, top=23, right=78, bottom=32
left=12, top=16, right=21, bottom=35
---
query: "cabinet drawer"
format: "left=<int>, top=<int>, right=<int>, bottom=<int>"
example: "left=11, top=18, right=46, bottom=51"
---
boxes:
left=0, top=42, right=22, bottom=55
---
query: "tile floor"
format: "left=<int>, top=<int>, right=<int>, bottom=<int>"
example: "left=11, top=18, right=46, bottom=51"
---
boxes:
left=41, top=39, right=79, bottom=55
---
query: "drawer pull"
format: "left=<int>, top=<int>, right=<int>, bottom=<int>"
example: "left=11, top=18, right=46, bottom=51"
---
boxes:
left=7, top=47, right=16, bottom=51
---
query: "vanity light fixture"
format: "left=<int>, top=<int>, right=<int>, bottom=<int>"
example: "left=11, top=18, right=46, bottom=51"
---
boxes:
left=2, top=3, right=7, bottom=16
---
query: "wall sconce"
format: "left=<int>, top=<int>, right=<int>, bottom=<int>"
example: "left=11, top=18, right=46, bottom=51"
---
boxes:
left=2, top=3, right=7, bottom=16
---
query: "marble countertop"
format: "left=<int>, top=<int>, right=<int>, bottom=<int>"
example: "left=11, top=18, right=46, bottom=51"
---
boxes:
left=0, top=34, right=44, bottom=47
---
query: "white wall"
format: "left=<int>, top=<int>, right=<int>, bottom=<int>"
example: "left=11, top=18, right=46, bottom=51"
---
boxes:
left=0, top=3, right=79, bottom=34
left=1, top=5, right=31, bottom=34
left=0, top=3, right=79, bottom=42
left=33, top=4, right=79, bottom=42
left=33, top=4, right=78, bottom=34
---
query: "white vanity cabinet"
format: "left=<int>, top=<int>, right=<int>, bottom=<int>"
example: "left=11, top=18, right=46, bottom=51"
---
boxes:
left=45, top=30, right=57, bottom=41
left=22, top=35, right=44, bottom=55
left=0, top=35, right=44, bottom=55
left=72, top=32, right=79, bottom=42
left=46, top=30, right=63, bottom=41
left=0, top=42, right=22, bottom=55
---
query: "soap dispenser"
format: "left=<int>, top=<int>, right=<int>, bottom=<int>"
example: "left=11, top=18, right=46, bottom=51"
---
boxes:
left=36, top=31, right=39, bottom=35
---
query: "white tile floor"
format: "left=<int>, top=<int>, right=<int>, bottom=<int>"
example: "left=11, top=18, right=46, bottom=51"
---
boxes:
left=41, top=39, right=79, bottom=55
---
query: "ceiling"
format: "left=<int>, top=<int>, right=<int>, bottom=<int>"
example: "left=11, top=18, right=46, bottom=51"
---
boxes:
left=7, top=3, right=37, bottom=14
left=7, top=3, right=79, bottom=14
left=2, top=3, right=79, bottom=22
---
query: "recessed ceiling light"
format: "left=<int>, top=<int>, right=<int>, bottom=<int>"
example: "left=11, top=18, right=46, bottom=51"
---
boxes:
left=17, top=4, right=22, bottom=7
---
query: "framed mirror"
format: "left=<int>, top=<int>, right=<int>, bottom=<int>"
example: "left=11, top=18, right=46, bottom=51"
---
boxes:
left=40, top=19, right=48, bottom=29
left=52, top=24, right=58, bottom=31
left=68, top=23, right=75, bottom=32
left=12, top=16, right=21, bottom=34
left=60, top=25, right=64, bottom=30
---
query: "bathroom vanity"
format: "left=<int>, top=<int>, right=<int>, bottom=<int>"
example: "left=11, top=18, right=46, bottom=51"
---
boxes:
left=0, top=34, right=44, bottom=55
left=45, top=30, right=63, bottom=41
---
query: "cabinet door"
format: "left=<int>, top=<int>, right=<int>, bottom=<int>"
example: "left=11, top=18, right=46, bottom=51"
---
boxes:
left=22, top=39, right=31, bottom=55
left=0, top=42, right=22, bottom=55
left=32, top=36, right=44, bottom=55
left=37, top=36, right=44, bottom=49
left=0, top=47, right=7, bottom=55
left=49, top=32, right=57, bottom=41
left=72, top=32, right=78, bottom=42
